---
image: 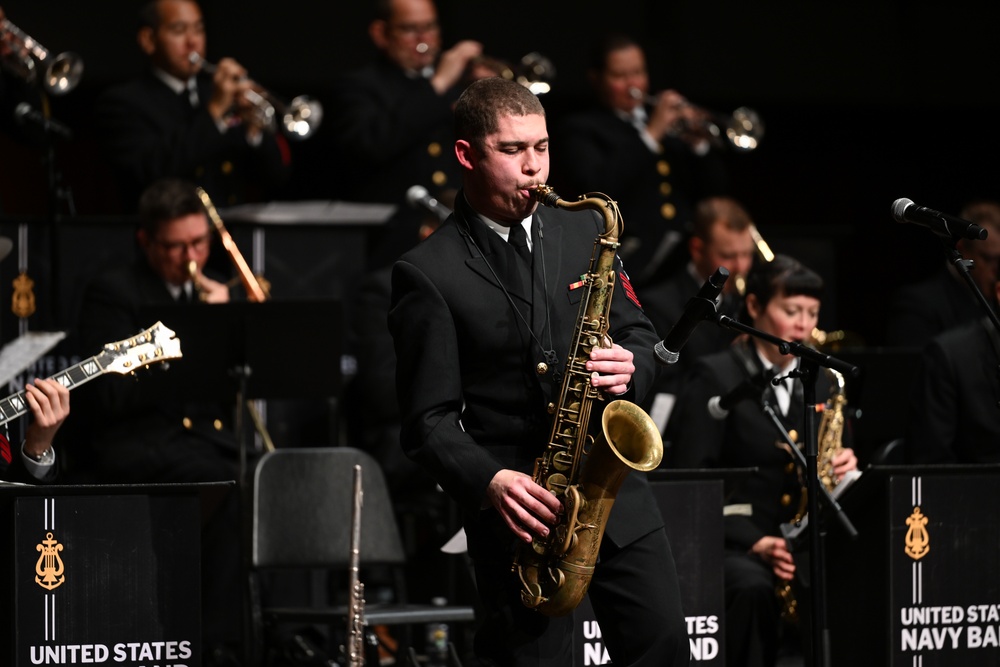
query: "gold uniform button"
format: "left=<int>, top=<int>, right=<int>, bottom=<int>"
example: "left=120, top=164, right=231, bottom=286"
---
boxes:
left=221, top=160, right=233, bottom=175
left=182, top=417, right=193, bottom=429
left=659, top=182, right=672, bottom=196
left=427, top=142, right=442, bottom=157
left=780, top=493, right=792, bottom=507
left=787, top=429, right=799, bottom=443
left=432, top=170, right=447, bottom=186
left=213, top=419, right=224, bottom=431
left=536, top=362, right=549, bottom=375
left=660, top=203, right=676, bottom=220
left=656, top=160, right=671, bottom=176
left=785, top=462, right=796, bottom=474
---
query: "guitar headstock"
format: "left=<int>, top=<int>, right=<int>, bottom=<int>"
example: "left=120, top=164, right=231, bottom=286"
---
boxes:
left=97, top=321, right=183, bottom=375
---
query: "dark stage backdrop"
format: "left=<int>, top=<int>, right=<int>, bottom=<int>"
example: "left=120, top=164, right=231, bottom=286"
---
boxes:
left=1, top=0, right=1000, bottom=345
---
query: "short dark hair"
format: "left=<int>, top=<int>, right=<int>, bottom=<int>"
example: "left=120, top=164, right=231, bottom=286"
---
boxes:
left=137, top=178, right=207, bottom=235
left=744, top=254, right=823, bottom=312
left=692, top=197, right=752, bottom=242
left=587, top=32, right=640, bottom=73
left=454, top=77, right=545, bottom=150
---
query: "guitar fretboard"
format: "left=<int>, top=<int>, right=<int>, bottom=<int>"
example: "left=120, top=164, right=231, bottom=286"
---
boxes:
left=0, top=354, right=106, bottom=427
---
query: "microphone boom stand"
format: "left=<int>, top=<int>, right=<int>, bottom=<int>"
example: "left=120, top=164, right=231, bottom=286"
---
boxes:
left=714, top=313, right=859, bottom=667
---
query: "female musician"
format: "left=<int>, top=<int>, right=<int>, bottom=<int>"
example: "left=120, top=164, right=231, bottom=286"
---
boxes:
left=667, top=254, right=858, bottom=667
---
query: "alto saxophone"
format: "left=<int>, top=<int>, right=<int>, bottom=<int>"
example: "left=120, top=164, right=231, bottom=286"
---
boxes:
left=511, top=185, right=663, bottom=617
left=777, top=368, right=847, bottom=624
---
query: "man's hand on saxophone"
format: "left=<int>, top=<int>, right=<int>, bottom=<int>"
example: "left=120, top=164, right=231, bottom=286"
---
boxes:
left=586, top=343, right=635, bottom=396
left=487, top=470, right=562, bottom=544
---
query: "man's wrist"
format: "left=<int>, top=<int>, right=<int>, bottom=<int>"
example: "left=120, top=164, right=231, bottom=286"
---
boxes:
left=23, top=442, right=54, bottom=464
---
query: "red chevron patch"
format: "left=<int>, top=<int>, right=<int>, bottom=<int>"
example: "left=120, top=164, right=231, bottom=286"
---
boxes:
left=620, top=271, right=641, bottom=309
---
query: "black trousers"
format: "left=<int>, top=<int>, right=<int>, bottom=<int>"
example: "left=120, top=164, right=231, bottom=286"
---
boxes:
left=724, top=552, right=781, bottom=667
left=467, top=516, right=689, bottom=666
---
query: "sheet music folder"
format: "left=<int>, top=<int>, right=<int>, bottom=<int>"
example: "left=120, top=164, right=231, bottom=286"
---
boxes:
left=136, top=300, right=341, bottom=403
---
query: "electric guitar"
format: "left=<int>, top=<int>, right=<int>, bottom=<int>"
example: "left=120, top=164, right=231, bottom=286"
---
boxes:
left=0, top=321, right=182, bottom=427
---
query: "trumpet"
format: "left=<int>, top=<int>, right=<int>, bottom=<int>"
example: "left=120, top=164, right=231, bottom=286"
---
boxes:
left=188, top=53, right=322, bottom=140
left=629, top=87, right=763, bottom=152
left=468, top=51, right=556, bottom=95
left=0, top=17, right=83, bottom=95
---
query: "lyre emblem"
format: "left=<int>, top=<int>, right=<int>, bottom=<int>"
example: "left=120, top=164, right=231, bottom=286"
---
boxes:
left=12, top=271, right=36, bottom=319
left=35, top=532, right=65, bottom=591
left=905, top=506, right=930, bottom=561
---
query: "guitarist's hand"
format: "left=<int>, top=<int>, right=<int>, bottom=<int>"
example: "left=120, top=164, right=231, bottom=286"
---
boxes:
left=24, top=378, right=70, bottom=459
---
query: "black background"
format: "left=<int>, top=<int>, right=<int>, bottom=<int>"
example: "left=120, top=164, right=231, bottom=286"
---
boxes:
left=2, top=0, right=1000, bottom=344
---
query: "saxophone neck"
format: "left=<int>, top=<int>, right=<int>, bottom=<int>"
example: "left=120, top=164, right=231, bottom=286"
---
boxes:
left=531, top=185, right=622, bottom=241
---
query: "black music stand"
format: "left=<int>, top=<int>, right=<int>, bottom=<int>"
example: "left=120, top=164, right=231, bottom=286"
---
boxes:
left=139, top=299, right=341, bottom=665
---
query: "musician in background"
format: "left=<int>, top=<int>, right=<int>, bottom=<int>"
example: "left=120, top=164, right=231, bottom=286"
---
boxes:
left=328, top=0, right=481, bottom=206
left=641, top=196, right=755, bottom=435
left=885, top=199, right=1000, bottom=348
left=93, top=0, right=291, bottom=211
left=550, top=32, right=729, bottom=287
left=906, top=277, right=1000, bottom=464
left=74, top=177, right=241, bottom=666
left=668, top=254, right=857, bottom=667
left=389, top=77, right=687, bottom=666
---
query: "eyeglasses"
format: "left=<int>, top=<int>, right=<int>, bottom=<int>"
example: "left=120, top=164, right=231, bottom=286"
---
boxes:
left=155, top=232, right=212, bottom=255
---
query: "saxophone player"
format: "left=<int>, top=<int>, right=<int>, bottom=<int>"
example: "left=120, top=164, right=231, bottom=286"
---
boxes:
left=389, top=77, right=689, bottom=666
left=668, top=254, right=858, bottom=667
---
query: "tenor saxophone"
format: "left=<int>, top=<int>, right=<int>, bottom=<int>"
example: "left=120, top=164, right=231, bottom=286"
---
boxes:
left=511, top=185, right=663, bottom=617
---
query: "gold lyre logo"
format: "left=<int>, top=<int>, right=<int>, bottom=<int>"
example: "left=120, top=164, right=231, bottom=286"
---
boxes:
left=35, top=532, right=65, bottom=591
left=905, top=506, right=930, bottom=561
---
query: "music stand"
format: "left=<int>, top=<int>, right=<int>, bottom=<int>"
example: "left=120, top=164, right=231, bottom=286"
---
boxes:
left=138, top=299, right=341, bottom=666
left=137, top=299, right=341, bottom=406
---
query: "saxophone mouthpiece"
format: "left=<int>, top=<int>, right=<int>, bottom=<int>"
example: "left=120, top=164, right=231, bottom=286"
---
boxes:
left=532, top=184, right=561, bottom=208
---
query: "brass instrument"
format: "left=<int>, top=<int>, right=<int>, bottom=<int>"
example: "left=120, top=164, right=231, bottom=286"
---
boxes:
left=512, top=185, right=663, bottom=617
left=188, top=53, right=322, bottom=140
left=187, top=260, right=207, bottom=302
left=195, top=187, right=277, bottom=454
left=469, top=51, right=556, bottom=95
left=195, top=187, right=269, bottom=303
left=628, top=87, right=764, bottom=152
left=777, top=367, right=848, bottom=624
left=0, top=17, right=83, bottom=95
left=345, top=464, right=366, bottom=667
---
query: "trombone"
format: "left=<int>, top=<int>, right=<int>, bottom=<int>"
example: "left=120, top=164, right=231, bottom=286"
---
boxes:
left=189, top=53, right=322, bottom=140
left=0, top=16, right=83, bottom=95
left=629, top=87, right=763, bottom=152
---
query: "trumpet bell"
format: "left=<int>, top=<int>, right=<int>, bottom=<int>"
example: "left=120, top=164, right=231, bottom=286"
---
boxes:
left=43, top=51, right=84, bottom=96
left=725, top=106, right=764, bottom=152
left=281, top=96, right=323, bottom=140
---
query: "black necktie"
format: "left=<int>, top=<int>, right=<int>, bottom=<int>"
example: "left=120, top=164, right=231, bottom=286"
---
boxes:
left=508, top=222, right=531, bottom=266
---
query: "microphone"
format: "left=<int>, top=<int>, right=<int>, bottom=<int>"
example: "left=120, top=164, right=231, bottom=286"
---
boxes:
left=14, top=102, right=73, bottom=141
left=706, top=369, right=776, bottom=420
left=654, top=266, right=730, bottom=365
left=406, top=185, right=452, bottom=224
left=891, top=198, right=987, bottom=241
